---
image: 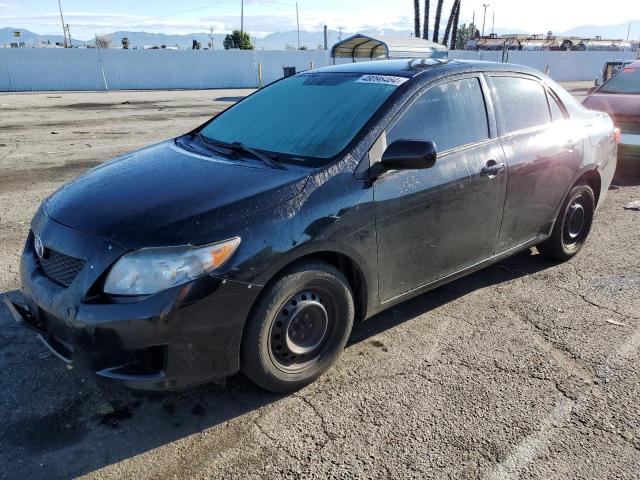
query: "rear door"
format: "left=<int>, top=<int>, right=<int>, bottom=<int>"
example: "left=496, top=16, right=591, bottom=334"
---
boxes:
left=373, top=75, right=508, bottom=302
left=488, top=74, right=582, bottom=252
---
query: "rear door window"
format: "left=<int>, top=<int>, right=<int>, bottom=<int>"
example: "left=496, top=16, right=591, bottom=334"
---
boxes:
left=491, top=76, right=551, bottom=134
left=388, top=77, right=489, bottom=153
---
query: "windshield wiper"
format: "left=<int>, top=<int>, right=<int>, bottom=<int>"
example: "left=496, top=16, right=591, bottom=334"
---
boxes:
left=193, top=132, right=237, bottom=158
left=194, top=133, right=284, bottom=170
left=230, top=141, right=285, bottom=170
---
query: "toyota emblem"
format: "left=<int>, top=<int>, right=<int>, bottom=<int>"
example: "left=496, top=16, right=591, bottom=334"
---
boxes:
left=34, top=235, right=44, bottom=258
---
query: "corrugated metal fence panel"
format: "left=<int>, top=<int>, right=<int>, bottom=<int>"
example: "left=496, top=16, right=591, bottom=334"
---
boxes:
left=0, top=49, right=334, bottom=92
left=0, top=48, right=105, bottom=91
left=449, top=50, right=637, bottom=81
left=99, top=49, right=261, bottom=90
left=255, top=50, right=332, bottom=84
left=3, top=49, right=637, bottom=91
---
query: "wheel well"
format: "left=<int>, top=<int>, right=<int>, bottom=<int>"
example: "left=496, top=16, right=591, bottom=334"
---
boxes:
left=578, top=170, right=601, bottom=206
left=261, top=252, right=368, bottom=322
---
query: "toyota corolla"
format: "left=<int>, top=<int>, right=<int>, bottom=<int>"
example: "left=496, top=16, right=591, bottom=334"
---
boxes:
left=4, top=60, right=617, bottom=393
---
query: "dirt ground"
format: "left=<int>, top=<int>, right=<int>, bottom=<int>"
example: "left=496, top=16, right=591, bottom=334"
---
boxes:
left=0, top=83, right=639, bottom=479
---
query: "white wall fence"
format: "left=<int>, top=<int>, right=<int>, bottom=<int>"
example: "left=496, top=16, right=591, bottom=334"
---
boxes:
left=448, top=50, right=637, bottom=82
left=0, top=49, right=332, bottom=92
left=0, top=48, right=637, bottom=92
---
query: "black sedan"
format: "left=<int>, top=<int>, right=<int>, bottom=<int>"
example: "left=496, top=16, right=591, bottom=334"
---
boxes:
left=4, top=59, right=617, bottom=393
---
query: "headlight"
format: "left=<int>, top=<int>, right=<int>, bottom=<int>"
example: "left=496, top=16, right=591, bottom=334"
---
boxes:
left=103, top=237, right=241, bottom=296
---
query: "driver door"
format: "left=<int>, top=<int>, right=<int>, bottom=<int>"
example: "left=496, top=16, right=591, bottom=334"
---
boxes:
left=373, top=75, right=507, bottom=302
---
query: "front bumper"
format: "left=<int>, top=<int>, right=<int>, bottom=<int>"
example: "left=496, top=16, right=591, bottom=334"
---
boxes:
left=6, top=212, right=262, bottom=391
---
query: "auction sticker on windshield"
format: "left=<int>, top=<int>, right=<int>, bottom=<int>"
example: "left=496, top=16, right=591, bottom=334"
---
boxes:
left=356, top=74, right=408, bottom=86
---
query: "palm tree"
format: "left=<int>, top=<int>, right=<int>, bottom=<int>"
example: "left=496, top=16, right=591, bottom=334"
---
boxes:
left=414, top=0, right=421, bottom=38
left=450, top=0, right=461, bottom=49
left=422, top=0, right=430, bottom=40
left=432, top=0, right=445, bottom=43
left=442, top=0, right=459, bottom=47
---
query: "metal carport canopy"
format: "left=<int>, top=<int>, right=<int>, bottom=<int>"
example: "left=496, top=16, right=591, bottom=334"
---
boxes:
left=331, top=34, right=448, bottom=61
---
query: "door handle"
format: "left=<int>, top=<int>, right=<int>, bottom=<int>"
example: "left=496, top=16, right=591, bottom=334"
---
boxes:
left=480, top=160, right=506, bottom=177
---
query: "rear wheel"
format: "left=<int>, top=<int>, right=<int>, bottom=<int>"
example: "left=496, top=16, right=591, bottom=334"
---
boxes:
left=241, top=261, right=354, bottom=393
left=537, top=184, right=595, bottom=261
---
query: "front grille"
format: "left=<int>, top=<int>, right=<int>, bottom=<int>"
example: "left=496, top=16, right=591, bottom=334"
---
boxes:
left=39, top=249, right=86, bottom=287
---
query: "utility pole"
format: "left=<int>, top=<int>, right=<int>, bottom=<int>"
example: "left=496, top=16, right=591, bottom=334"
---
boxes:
left=296, top=2, right=300, bottom=50
left=626, top=22, right=632, bottom=41
left=209, top=26, right=215, bottom=50
left=472, top=10, right=475, bottom=27
left=66, top=24, right=72, bottom=47
left=481, top=3, right=489, bottom=37
left=240, top=0, right=244, bottom=35
left=58, top=0, right=68, bottom=48
left=338, top=26, right=343, bottom=42
left=323, top=25, right=328, bottom=50
left=491, top=11, right=495, bottom=35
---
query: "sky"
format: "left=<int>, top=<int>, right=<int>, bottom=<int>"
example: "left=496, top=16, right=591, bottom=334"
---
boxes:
left=0, top=0, right=638, bottom=40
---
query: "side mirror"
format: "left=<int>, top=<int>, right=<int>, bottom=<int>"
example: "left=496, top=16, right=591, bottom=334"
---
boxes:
left=380, top=140, right=437, bottom=171
left=587, top=86, right=598, bottom=95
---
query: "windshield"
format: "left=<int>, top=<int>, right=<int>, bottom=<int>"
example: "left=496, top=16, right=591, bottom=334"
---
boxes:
left=200, top=72, right=403, bottom=160
left=599, top=65, right=640, bottom=94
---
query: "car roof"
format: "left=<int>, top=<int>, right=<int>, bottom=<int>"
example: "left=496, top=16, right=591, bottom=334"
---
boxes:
left=309, top=59, right=544, bottom=81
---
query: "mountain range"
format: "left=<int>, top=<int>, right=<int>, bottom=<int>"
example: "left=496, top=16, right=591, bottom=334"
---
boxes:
left=1, top=21, right=638, bottom=50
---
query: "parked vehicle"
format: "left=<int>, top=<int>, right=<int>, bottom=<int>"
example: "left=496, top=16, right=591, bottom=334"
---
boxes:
left=4, top=60, right=617, bottom=393
left=584, top=61, right=640, bottom=169
left=598, top=60, right=635, bottom=84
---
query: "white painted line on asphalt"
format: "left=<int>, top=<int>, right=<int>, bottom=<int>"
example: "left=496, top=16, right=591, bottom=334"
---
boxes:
left=486, top=323, right=640, bottom=479
left=486, top=399, right=574, bottom=480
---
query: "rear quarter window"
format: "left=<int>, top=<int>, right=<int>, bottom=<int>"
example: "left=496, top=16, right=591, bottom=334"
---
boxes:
left=548, top=93, right=565, bottom=121
left=491, top=76, right=551, bottom=134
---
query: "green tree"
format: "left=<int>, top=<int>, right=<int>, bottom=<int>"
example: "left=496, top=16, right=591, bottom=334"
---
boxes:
left=223, top=30, right=254, bottom=50
left=454, top=22, right=477, bottom=50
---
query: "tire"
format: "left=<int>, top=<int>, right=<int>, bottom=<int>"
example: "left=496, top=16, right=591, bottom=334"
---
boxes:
left=241, top=260, right=354, bottom=393
left=537, top=183, right=595, bottom=261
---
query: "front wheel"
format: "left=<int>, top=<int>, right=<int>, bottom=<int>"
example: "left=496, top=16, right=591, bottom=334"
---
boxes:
left=241, top=261, right=354, bottom=393
left=537, top=183, right=595, bottom=261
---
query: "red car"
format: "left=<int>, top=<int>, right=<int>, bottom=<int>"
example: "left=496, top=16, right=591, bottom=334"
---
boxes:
left=583, top=60, right=640, bottom=170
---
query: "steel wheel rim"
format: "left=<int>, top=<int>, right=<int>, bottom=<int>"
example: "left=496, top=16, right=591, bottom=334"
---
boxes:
left=563, top=193, right=589, bottom=248
left=269, top=289, right=335, bottom=373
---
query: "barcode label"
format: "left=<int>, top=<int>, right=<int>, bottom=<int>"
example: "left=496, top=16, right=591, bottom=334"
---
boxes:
left=356, top=74, right=408, bottom=86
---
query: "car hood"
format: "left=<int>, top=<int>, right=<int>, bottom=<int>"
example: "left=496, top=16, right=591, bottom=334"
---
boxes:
left=44, top=141, right=310, bottom=248
left=583, top=92, right=640, bottom=119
